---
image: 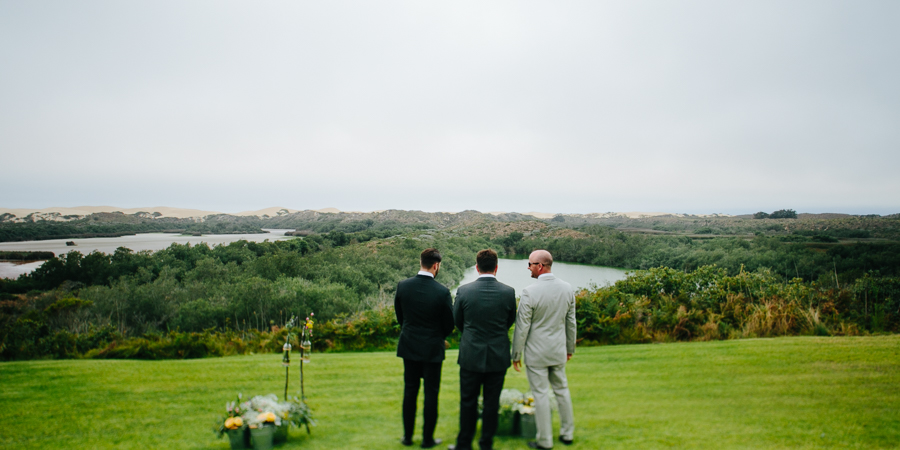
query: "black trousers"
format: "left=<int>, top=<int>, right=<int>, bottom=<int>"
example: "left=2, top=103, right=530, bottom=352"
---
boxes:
left=403, top=359, right=443, bottom=442
left=456, top=368, right=506, bottom=450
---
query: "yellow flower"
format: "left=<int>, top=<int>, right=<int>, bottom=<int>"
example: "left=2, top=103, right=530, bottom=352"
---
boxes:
left=233, top=417, right=243, bottom=427
left=225, top=417, right=241, bottom=429
left=257, top=412, right=276, bottom=423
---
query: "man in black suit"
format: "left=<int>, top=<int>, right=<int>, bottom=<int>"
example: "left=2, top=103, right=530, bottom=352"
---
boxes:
left=449, top=249, right=517, bottom=450
left=395, top=248, right=455, bottom=449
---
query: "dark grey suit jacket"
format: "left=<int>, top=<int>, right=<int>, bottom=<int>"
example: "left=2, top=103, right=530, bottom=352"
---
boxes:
left=454, top=276, right=517, bottom=373
left=395, top=274, right=455, bottom=363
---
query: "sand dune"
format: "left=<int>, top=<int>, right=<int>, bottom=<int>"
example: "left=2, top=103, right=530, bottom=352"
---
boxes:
left=233, top=207, right=302, bottom=217
left=0, top=206, right=731, bottom=220
left=0, top=206, right=223, bottom=219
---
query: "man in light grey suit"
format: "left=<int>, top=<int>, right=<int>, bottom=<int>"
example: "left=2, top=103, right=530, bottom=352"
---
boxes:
left=512, top=250, right=576, bottom=449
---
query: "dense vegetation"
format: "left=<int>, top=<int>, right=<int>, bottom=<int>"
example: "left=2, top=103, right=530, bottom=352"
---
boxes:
left=0, top=251, right=55, bottom=260
left=576, top=266, right=899, bottom=345
left=0, top=227, right=490, bottom=359
left=0, top=213, right=265, bottom=242
left=1, top=210, right=899, bottom=361
left=502, top=225, right=900, bottom=284
left=753, top=208, right=798, bottom=219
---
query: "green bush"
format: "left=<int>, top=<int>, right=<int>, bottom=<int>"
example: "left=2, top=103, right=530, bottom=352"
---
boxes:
left=575, top=265, right=899, bottom=346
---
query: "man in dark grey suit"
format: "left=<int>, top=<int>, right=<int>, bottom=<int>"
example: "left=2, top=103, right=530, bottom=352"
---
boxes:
left=512, top=250, right=576, bottom=449
left=395, top=248, right=455, bottom=449
left=449, top=249, right=517, bottom=450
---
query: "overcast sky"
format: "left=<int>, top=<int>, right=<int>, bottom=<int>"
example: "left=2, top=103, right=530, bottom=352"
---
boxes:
left=1, top=1, right=898, bottom=215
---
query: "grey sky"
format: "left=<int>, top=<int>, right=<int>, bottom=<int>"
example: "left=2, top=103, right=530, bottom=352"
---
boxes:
left=2, top=1, right=898, bottom=215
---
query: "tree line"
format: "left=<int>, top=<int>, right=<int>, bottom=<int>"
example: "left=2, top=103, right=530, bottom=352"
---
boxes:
left=499, top=224, right=900, bottom=286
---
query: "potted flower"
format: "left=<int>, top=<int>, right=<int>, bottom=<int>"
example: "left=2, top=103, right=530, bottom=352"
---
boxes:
left=286, top=394, right=316, bottom=434
left=273, top=412, right=290, bottom=444
left=247, top=411, right=278, bottom=450
left=493, top=389, right=523, bottom=435
left=247, top=394, right=286, bottom=450
left=515, top=393, right=537, bottom=439
left=216, top=394, right=251, bottom=450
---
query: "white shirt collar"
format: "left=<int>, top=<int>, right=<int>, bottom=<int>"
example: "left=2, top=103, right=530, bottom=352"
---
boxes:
left=417, top=270, right=434, bottom=278
left=478, top=274, right=496, bottom=279
left=538, top=273, right=553, bottom=280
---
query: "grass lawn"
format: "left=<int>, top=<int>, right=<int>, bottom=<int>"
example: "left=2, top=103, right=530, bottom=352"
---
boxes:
left=2, top=335, right=898, bottom=449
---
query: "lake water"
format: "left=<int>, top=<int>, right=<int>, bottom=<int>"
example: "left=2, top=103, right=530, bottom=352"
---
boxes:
left=452, top=258, right=628, bottom=296
left=0, top=229, right=294, bottom=279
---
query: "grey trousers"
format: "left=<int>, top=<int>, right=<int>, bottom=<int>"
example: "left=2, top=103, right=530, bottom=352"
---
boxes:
left=526, top=362, right=575, bottom=448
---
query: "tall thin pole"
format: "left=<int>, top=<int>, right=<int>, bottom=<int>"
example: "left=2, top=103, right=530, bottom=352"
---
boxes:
left=284, top=366, right=289, bottom=401
left=281, top=331, right=291, bottom=401
left=282, top=338, right=292, bottom=401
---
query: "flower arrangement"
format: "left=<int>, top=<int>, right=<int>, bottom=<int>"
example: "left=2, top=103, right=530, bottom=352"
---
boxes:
left=514, top=392, right=536, bottom=415
left=499, top=389, right=525, bottom=414
left=516, top=392, right=538, bottom=439
left=215, top=393, right=315, bottom=435
left=216, top=393, right=251, bottom=437
left=286, top=394, right=317, bottom=434
left=474, top=389, right=528, bottom=437
left=300, top=314, right=313, bottom=362
left=215, top=313, right=317, bottom=448
left=246, top=394, right=288, bottom=428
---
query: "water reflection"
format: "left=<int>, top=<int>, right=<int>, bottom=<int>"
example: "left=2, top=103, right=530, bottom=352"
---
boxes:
left=0, top=260, right=46, bottom=279
left=0, top=229, right=294, bottom=279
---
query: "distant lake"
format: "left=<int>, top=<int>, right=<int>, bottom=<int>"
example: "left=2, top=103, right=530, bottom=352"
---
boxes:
left=0, top=260, right=46, bottom=280
left=452, top=258, right=628, bottom=296
left=0, top=229, right=294, bottom=279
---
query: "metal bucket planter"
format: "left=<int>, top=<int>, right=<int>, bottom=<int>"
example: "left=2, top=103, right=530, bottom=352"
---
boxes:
left=496, top=411, right=517, bottom=436
left=250, top=425, right=276, bottom=450
left=273, top=423, right=289, bottom=444
left=226, top=427, right=250, bottom=450
left=518, top=412, right=536, bottom=439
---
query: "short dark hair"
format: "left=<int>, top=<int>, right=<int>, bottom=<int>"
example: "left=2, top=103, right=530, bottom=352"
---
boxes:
left=420, top=248, right=442, bottom=269
left=476, top=249, right=498, bottom=273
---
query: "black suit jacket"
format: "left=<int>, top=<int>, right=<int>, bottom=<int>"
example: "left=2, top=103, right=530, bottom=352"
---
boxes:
left=395, top=274, right=455, bottom=363
left=454, top=276, right=517, bottom=373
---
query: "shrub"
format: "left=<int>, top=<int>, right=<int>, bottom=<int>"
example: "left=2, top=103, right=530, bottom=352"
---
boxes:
left=574, top=265, right=900, bottom=346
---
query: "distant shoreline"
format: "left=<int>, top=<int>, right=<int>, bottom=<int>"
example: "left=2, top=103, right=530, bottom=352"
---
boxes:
left=0, top=205, right=738, bottom=221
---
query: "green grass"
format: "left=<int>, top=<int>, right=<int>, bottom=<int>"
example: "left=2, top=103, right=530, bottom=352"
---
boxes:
left=2, top=336, right=899, bottom=449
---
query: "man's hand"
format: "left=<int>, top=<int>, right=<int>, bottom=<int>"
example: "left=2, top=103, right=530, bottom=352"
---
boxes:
left=566, top=353, right=572, bottom=361
left=512, top=360, right=521, bottom=372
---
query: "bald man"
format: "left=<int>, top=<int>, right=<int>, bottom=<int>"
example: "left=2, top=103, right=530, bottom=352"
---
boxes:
left=511, top=250, right=576, bottom=449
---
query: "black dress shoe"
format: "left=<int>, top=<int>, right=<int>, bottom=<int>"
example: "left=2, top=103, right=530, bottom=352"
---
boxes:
left=559, top=436, right=574, bottom=445
left=527, top=442, right=552, bottom=449
left=421, top=438, right=443, bottom=448
left=400, top=437, right=414, bottom=446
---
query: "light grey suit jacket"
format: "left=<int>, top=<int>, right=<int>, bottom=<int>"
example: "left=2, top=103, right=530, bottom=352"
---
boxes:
left=511, top=274, right=577, bottom=367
